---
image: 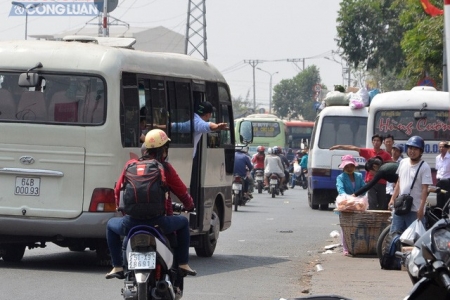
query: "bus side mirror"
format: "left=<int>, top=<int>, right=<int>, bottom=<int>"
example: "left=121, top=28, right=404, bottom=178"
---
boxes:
left=239, top=120, right=253, bottom=144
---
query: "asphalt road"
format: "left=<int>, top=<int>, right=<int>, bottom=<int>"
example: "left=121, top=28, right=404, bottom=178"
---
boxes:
left=0, top=187, right=339, bottom=300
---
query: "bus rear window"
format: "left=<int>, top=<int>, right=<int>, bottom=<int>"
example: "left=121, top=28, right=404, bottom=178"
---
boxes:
left=374, top=110, right=450, bottom=140
left=0, top=73, right=105, bottom=125
left=318, top=116, right=367, bottom=149
left=252, top=121, right=281, bottom=137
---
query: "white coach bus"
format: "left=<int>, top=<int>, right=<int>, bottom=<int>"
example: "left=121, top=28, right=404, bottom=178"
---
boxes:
left=367, top=86, right=450, bottom=182
left=0, top=37, right=235, bottom=262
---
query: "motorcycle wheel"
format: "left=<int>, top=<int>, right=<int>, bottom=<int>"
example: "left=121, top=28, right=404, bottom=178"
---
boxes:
left=376, top=225, right=391, bottom=261
left=233, top=195, right=238, bottom=211
left=137, top=281, right=148, bottom=300
left=258, top=183, right=262, bottom=194
left=302, top=181, right=307, bottom=189
left=272, top=189, right=276, bottom=198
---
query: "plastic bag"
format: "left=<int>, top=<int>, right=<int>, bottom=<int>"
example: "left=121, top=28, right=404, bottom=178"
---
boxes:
left=325, top=91, right=349, bottom=106
left=357, top=87, right=370, bottom=106
left=293, top=162, right=301, bottom=176
left=400, top=220, right=426, bottom=246
left=349, top=99, right=365, bottom=110
left=336, top=194, right=369, bottom=211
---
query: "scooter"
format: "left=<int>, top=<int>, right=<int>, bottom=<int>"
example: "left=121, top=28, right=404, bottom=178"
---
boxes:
left=396, top=217, right=450, bottom=300
left=232, top=174, right=248, bottom=211
left=121, top=203, right=191, bottom=300
left=268, top=173, right=283, bottom=198
left=291, top=170, right=308, bottom=190
left=254, top=169, right=265, bottom=194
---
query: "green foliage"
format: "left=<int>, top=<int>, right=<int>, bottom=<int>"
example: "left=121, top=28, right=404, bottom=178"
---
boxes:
left=232, top=91, right=254, bottom=118
left=337, top=0, right=444, bottom=90
left=334, top=85, right=345, bottom=93
left=271, top=66, right=320, bottom=121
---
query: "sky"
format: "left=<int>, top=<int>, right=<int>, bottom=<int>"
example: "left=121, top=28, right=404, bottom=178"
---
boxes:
left=0, top=0, right=344, bottom=110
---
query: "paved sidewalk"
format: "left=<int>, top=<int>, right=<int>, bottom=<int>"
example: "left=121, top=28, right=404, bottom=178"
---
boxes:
left=308, top=239, right=412, bottom=300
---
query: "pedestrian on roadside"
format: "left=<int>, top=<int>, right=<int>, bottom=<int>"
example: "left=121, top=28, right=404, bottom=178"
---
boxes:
left=336, top=154, right=365, bottom=256
left=435, top=141, right=450, bottom=209
left=388, top=136, right=432, bottom=235
left=330, top=134, right=392, bottom=210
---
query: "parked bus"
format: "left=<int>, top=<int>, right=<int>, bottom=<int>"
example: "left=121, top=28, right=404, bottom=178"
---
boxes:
left=284, top=120, right=314, bottom=151
left=308, top=106, right=368, bottom=210
left=367, top=86, right=450, bottom=182
left=0, top=37, right=235, bottom=262
left=234, top=114, right=285, bottom=155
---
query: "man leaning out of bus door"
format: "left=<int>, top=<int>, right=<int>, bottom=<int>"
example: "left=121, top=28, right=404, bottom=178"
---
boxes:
left=329, top=134, right=392, bottom=210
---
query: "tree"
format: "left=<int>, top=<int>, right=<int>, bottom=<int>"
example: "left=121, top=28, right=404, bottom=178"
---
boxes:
left=231, top=91, right=254, bottom=118
left=398, top=0, right=443, bottom=88
left=336, top=0, right=405, bottom=74
left=271, top=66, right=321, bottom=121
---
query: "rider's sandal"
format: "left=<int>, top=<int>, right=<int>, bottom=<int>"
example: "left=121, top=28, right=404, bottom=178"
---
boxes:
left=105, top=267, right=125, bottom=279
left=179, top=265, right=197, bottom=276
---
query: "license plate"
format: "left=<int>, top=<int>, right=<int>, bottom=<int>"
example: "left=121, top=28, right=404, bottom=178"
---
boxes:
left=15, top=177, right=41, bottom=196
left=232, top=183, right=242, bottom=190
left=270, top=179, right=278, bottom=184
left=255, top=176, right=263, bottom=181
left=128, top=252, right=156, bottom=270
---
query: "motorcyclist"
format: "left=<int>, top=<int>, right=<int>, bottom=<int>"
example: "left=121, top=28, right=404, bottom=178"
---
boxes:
left=274, top=146, right=290, bottom=190
left=251, top=146, right=265, bottom=175
left=290, top=150, right=304, bottom=188
left=105, top=129, right=196, bottom=279
left=264, top=146, right=285, bottom=188
left=234, top=145, right=254, bottom=200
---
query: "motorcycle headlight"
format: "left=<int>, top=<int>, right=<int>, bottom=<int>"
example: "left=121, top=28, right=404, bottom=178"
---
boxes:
left=408, top=247, right=421, bottom=278
left=433, top=229, right=450, bottom=265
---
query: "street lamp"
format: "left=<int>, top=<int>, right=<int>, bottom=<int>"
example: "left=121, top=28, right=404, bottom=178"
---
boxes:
left=257, top=67, right=278, bottom=114
left=11, top=1, right=43, bottom=40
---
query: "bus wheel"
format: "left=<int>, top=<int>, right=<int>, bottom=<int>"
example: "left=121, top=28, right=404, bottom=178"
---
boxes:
left=308, top=192, right=319, bottom=210
left=1, top=244, right=26, bottom=262
left=319, top=203, right=329, bottom=210
left=195, top=204, right=220, bottom=257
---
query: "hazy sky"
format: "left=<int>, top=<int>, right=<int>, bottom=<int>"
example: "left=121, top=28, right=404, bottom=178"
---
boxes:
left=0, top=0, right=344, bottom=108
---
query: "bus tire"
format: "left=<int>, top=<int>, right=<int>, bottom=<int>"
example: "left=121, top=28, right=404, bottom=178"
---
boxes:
left=1, top=244, right=26, bottom=262
left=308, top=192, right=319, bottom=210
left=319, top=203, right=329, bottom=210
left=195, top=204, right=220, bottom=257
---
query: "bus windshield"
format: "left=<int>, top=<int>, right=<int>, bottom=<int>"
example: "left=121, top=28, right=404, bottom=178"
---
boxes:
left=318, top=116, right=367, bottom=149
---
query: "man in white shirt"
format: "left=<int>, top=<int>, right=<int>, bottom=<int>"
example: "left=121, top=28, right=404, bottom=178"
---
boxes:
left=436, top=141, right=450, bottom=180
left=388, top=136, right=433, bottom=234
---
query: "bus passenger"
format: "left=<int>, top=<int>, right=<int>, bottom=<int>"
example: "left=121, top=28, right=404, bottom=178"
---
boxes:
left=171, top=101, right=228, bottom=157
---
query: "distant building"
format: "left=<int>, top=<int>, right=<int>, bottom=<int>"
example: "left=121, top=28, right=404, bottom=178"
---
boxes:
left=30, top=26, right=184, bottom=53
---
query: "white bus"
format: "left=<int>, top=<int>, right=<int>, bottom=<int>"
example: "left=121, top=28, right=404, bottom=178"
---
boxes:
left=367, top=86, right=450, bottom=183
left=0, top=37, right=235, bottom=262
left=308, top=105, right=368, bottom=210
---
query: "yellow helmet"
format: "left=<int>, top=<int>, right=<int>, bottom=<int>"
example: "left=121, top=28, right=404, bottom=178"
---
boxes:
left=144, top=129, right=171, bottom=149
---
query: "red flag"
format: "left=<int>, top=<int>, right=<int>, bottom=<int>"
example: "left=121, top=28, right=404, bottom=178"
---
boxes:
left=420, top=0, right=443, bottom=17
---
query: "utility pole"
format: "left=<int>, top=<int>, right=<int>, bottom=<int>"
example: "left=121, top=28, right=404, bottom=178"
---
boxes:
left=257, top=68, right=278, bottom=114
left=244, top=60, right=261, bottom=112
left=287, top=58, right=305, bottom=71
left=185, top=0, right=207, bottom=61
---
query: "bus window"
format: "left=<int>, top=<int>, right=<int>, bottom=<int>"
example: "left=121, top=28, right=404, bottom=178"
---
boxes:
left=318, top=116, right=367, bottom=149
left=167, top=81, right=192, bottom=145
left=253, top=121, right=281, bottom=137
left=121, top=73, right=140, bottom=147
left=150, top=80, right=167, bottom=130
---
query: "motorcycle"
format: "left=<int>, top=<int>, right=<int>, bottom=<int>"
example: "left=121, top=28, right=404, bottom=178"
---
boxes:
left=396, top=217, right=450, bottom=300
left=232, top=174, right=248, bottom=211
left=291, top=170, right=308, bottom=190
left=376, top=187, right=447, bottom=262
left=268, top=173, right=283, bottom=198
left=254, top=169, right=265, bottom=194
left=121, top=203, right=191, bottom=300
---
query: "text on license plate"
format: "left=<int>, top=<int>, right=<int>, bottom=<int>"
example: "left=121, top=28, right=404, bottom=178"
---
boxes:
left=15, top=177, right=40, bottom=196
left=128, top=252, right=156, bottom=270
left=270, top=179, right=278, bottom=184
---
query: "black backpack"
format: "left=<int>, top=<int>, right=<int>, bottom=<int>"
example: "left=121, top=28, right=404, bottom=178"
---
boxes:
left=380, top=234, right=402, bottom=270
left=122, top=158, right=167, bottom=219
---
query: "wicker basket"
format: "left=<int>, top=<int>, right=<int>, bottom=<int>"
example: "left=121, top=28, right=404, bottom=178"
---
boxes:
left=338, top=210, right=391, bottom=256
